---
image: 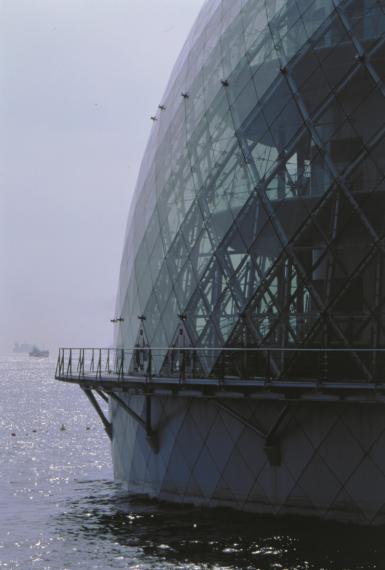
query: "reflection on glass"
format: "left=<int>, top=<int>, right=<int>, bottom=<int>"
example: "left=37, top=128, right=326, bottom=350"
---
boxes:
left=116, top=0, right=385, bottom=381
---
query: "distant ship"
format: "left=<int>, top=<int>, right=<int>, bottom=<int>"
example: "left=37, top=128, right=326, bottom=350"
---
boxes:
left=29, top=346, right=49, bottom=358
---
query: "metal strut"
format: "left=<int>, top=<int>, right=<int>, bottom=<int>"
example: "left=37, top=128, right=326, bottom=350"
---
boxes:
left=109, top=392, right=158, bottom=453
left=95, top=389, right=109, bottom=403
left=82, top=388, right=112, bottom=440
left=214, top=400, right=266, bottom=438
left=264, top=403, right=290, bottom=467
left=214, top=399, right=291, bottom=466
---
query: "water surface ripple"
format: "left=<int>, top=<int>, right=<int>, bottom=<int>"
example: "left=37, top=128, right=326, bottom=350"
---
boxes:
left=0, top=355, right=383, bottom=569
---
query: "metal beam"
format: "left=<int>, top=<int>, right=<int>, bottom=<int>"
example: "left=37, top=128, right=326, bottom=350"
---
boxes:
left=82, top=388, right=112, bottom=440
left=215, top=399, right=292, bottom=466
left=265, top=403, right=290, bottom=447
left=214, top=399, right=266, bottom=439
left=95, top=389, right=109, bottom=403
left=109, top=392, right=146, bottom=429
left=109, top=392, right=158, bottom=453
left=264, top=403, right=291, bottom=466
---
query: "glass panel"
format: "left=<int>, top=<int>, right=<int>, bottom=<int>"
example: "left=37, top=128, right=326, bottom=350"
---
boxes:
left=160, top=291, right=180, bottom=345
left=174, top=259, right=198, bottom=309
left=346, top=152, right=385, bottom=194
left=144, top=292, right=161, bottom=344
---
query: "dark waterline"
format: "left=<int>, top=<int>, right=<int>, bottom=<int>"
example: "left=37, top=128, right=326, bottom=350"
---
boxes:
left=0, top=355, right=384, bottom=569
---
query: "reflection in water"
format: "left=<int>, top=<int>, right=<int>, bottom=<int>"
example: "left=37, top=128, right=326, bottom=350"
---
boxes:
left=1, top=356, right=384, bottom=570
left=57, top=486, right=384, bottom=570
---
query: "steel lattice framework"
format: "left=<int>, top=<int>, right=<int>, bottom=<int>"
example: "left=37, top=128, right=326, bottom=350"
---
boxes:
left=115, top=0, right=385, bottom=383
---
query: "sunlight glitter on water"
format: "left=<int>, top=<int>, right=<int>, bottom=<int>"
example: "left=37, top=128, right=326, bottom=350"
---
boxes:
left=0, top=355, right=384, bottom=570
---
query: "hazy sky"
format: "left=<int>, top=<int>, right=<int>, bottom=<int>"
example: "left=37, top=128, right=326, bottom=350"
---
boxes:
left=1, top=0, right=204, bottom=353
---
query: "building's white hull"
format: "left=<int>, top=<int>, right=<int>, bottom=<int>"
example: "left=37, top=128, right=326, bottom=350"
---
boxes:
left=111, top=395, right=385, bottom=525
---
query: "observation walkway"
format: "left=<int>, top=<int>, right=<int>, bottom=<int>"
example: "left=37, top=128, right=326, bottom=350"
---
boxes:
left=55, top=347, right=385, bottom=403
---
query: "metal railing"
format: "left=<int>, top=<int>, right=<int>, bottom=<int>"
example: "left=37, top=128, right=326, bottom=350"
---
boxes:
left=55, top=346, right=385, bottom=385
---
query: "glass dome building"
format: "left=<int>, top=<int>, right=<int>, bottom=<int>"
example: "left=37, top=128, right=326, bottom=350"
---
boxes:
left=110, top=0, right=385, bottom=523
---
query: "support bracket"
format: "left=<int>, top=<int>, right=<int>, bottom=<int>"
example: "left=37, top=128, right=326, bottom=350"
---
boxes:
left=214, top=399, right=291, bottom=466
left=264, top=403, right=290, bottom=466
left=214, top=399, right=266, bottom=438
left=109, top=392, right=158, bottom=453
left=83, top=388, right=112, bottom=440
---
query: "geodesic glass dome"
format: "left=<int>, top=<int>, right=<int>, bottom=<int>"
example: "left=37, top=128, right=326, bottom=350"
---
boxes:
left=116, top=0, right=385, bottom=381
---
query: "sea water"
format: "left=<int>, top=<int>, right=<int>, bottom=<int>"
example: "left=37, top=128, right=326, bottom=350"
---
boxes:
left=0, top=355, right=383, bottom=570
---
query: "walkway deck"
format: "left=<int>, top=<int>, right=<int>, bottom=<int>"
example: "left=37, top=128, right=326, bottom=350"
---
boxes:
left=55, top=347, right=385, bottom=403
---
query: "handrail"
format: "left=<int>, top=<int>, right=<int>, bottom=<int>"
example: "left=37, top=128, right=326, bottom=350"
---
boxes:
left=55, top=346, right=385, bottom=385
left=56, top=346, right=385, bottom=353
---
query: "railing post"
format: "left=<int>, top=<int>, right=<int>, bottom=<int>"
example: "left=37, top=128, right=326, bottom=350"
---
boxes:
left=147, top=348, right=152, bottom=383
left=220, top=350, right=225, bottom=385
left=97, top=349, right=102, bottom=378
left=171, top=348, right=175, bottom=374
left=90, top=348, right=95, bottom=372
left=55, top=349, right=61, bottom=377
left=77, top=349, right=82, bottom=377
left=192, top=349, right=196, bottom=379
left=77, top=348, right=84, bottom=378
left=67, top=348, right=72, bottom=377
left=179, top=349, right=185, bottom=384
left=120, top=349, right=124, bottom=378
left=105, top=348, right=110, bottom=374
left=266, top=349, right=271, bottom=382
